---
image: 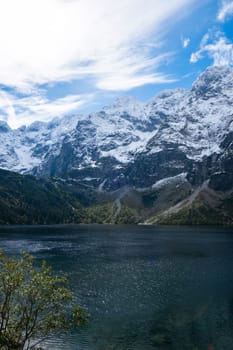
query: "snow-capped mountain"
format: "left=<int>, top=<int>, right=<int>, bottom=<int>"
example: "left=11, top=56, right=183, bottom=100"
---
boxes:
left=0, top=115, right=80, bottom=173
left=0, top=66, right=233, bottom=193
left=145, top=66, right=233, bottom=159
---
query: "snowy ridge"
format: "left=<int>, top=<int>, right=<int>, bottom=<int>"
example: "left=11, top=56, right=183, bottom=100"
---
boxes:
left=0, top=114, right=80, bottom=173
left=152, top=173, right=188, bottom=190
left=145, top=67, right=233, bottom=160
left=0, top=66, right=232, bottom=176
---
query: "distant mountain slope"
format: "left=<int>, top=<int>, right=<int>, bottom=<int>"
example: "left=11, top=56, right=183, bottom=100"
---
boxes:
left=0, top=66, right=232, bottom=225
left=0, top=169, right=139, bottom=225
left=30, top=66, right=233, bottom=195
left=0, top=169, right=84, bottom=224
left=144, top=181, right=233, bottom=226
left=0, top=168, right=232, bottom=225
left=0, top=66, right=232, bottom=188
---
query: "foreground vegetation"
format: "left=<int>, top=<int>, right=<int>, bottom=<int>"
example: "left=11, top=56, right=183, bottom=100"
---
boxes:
left=0, top=251, right=88, bottom=350
left=0, top=168, right=232, bottom=226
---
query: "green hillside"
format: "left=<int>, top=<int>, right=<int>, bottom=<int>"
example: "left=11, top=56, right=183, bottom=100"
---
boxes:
left=0, top=169, right=139, bottom=225
left=0, top=169, right=85, bottom=224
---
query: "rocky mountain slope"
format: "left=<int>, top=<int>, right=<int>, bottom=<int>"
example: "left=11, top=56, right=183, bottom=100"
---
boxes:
left=0, top=169, right=138, bottom=225
left=0, top=168, right=83, bottom=224
left=0, top=65, right=233, bottom=224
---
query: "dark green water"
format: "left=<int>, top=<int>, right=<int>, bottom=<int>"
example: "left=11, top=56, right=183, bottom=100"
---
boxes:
left=0, top=225, right=233, bottom=350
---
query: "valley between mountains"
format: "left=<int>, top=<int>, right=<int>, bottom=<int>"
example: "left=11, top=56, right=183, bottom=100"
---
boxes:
left=0, top=66, right=233, bottom=225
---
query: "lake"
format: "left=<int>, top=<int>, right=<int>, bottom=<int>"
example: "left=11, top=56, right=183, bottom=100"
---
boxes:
left=0, top=225, right=233, bottom=350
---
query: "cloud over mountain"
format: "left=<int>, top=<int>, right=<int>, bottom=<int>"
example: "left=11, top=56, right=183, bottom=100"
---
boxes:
left=218, top=1, right=233, bottom=22
left=0, top=0, right=192, bottom=92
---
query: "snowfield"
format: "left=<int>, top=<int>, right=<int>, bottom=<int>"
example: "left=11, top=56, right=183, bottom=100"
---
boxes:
left=0, top=66, right=233, bottom=176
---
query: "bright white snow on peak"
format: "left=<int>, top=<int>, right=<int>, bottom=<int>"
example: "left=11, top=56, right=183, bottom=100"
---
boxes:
left=0, top=65, right=232, bottom=174
left=191, top=65, right=233, bottom=98
left=0, top=114, right=80, bottom=173
left=102, top=96, right=146, bottom=119
left=0, top=120, right=11, bottom=133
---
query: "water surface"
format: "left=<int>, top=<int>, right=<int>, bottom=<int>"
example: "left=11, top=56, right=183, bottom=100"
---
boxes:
left=0, top=225, right=233, bottom=350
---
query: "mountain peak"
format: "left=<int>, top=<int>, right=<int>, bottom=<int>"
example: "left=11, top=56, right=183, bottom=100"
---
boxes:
left=0, top=66, right=232, bottom=180
left=112, top=95, right=139, bottom=106
left=102, top=95, right=144, bottom=119
left=0, top=120, right=11, bottom=133
left=191, top=65, right=233, bottom=98
left=105, top=95, right=143, bottom=109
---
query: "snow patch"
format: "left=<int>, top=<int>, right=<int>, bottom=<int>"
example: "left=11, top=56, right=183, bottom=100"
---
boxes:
left=152, top=173, right=188, bottom=190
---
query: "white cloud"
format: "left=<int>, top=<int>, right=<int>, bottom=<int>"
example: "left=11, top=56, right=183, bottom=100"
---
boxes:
left=0, top=91, right=93, bottom=128
left=95, top=52, right=175, bottom=90
left=0, top=0, right=196, bottom=128
left=204, top=38, right=233, bottom=66
left=97, top=73, right=175, bottom=91
left=190, top=32, right=233, bottom=66
left=0, top=0, right=193, bottom=92
left=190, top=51, right=202, bottom=63
left=190, top=33, right=209, bottom=62
left=218, top=1, right=233, bottom=22
left=181, top=37, right=190, bottom=48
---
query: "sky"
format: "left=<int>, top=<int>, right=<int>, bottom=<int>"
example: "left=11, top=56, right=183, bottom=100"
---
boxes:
left=0, top=0, right=233, bottom=129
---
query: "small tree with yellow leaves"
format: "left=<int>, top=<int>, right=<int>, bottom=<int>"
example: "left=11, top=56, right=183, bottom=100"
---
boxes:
left=0, top=251, right=88, bottom=350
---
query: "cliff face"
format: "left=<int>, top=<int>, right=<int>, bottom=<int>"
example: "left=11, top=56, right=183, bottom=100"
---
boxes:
left=0, top=66, right=232, bottom=224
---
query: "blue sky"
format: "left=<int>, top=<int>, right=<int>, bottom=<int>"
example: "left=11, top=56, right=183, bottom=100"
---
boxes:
left=0, top=0, right=233, bottom=128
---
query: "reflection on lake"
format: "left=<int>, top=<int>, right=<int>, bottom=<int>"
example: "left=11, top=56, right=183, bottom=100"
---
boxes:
left=0, top=224, right=233, bottom=349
